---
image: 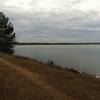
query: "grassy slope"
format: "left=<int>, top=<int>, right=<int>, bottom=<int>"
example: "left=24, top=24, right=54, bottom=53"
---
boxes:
left=0, top=53, right=100, bottom=100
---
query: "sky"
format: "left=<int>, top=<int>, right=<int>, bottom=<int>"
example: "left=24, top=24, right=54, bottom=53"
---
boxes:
left=0, top=0, right=100, bottom=42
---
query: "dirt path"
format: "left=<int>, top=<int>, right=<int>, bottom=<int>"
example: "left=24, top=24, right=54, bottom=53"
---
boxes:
left=0, top=58, right=74, bottom=100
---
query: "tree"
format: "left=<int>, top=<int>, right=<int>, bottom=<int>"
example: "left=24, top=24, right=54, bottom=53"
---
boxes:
left=0, top=12, right=16, bottom=54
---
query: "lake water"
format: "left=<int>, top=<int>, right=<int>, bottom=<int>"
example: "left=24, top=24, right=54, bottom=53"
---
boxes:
left=15, top=45, right=100, bottom=76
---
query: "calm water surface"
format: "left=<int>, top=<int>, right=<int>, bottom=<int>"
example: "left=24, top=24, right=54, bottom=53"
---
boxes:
left=15, top=45, right=100, bottom=75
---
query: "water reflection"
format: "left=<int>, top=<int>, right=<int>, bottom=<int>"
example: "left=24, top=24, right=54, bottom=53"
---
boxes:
left=15, top=45, right=100, bottom=75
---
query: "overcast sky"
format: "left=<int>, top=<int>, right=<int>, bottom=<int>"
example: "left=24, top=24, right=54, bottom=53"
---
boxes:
left=0, top=0, right=100, bottom=42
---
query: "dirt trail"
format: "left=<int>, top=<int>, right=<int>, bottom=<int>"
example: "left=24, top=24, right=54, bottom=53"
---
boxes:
left=0, top=58, right=74, bottom=100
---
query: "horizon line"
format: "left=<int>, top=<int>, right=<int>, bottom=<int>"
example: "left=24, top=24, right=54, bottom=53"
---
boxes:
left=16, top=42, right=100, bottom=45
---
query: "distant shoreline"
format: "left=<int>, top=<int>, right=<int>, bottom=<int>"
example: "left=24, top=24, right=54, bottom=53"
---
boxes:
left=16, top=42, right=100, bottom=45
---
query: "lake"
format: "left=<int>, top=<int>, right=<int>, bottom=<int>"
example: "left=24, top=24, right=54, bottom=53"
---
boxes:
left=15, top=45, right=100, bottom=76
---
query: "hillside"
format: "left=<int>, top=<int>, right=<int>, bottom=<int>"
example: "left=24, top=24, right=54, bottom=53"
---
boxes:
left=0, top=53, right=100, bottom=100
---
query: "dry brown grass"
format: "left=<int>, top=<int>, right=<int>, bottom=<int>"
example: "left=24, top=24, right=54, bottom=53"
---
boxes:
left=0, top=52, right=100, bottom=100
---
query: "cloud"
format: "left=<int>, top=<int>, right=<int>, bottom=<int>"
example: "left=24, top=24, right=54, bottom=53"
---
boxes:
left=0, top=0, right=100, bottom=42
